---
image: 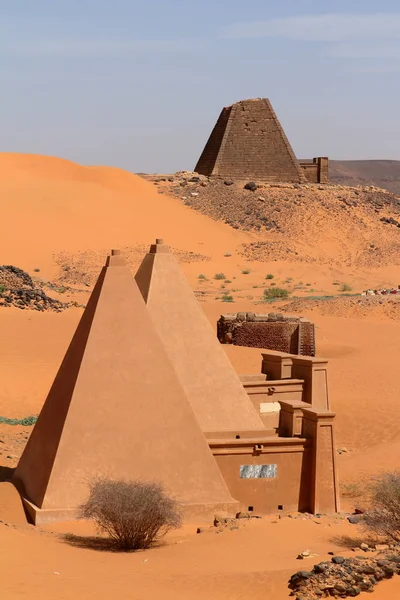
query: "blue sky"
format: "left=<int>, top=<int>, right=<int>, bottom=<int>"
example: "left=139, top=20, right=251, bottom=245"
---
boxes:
left=1, top=0, right=400, bottom=172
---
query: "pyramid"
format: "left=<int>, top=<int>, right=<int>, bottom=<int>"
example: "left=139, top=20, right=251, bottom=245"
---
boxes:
left=135, top=240, right=265, bottom=433
left=195, top=98, right=305, bottom=183
left=13, top=250, right=238, bottom=524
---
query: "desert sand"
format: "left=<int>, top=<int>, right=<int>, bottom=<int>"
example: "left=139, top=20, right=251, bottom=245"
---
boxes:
left=1, top=153, right=400, bottom=598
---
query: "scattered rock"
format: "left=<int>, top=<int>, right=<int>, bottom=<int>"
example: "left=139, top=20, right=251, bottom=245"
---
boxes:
left=224, top=180, right=234, bottom=186
left=348, top=516, right=361, bottom=524
left=236, top=511, right=252, bottom=519
left=244, top=181, right=258, bottom=191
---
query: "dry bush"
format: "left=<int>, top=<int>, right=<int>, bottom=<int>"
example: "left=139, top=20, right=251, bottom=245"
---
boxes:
left=363, top=471, right=400, bottom=542
left=79, top=478, right=182, bottom=551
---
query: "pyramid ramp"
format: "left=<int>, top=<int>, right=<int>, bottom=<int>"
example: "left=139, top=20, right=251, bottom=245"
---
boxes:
left=13, top=251, right=238, bottom=524
left=195, top=98, right=305, bottom=183
left=135, top=240, right=265, bottom=433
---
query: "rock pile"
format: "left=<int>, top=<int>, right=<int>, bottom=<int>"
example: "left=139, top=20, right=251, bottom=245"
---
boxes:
left=140, top=172, right=400, bottom=268
left=0, top=265, right=71, bottom=312
left=289, top=548, right=400, bottom=598
left=362, top=286, right=400, bottom=296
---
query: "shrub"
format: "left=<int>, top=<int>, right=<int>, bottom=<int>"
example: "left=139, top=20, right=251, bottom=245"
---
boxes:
left=363, top=472, right=400, bottom=542
left=79, top=478, right=182, bottom=551
left=225, top=279, right=232, bottom=284
left=263, top=287, right=290, bottom=300
left=34, top=268, right=40, bottom=273
left=198, top=274, right=207, bottom=280
left=0, top=284, right=6, bottom=294
left=241, top=269, right=251, bottom=275
left=224, top=252, right=232, bottom=257
left=265, top=274, right=274, bottom=280
left=214, top=273, right=226, bottom=280
left=222, top=294, right=234, bottom=302
left=340, top=283, right=352, bottom=292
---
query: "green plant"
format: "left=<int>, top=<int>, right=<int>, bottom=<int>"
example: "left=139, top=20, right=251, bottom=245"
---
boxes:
left=263, top=287, right=290, bottom=300
left=221, top=294, right=234, bottom=302
left=340, top=283, right=352, bottom=292
left=34, top=268, right=40, bottom=273
left=198, top=274, right=207, bottom=280
left=225, top=279, right=232, bottom=284
left=79, top=478, right=182, bottom=551
left=265, top=274, right=274, bottom=280
left=0, top=284, right=6, bottom=294
left=214, top=273, right=226, bottom=280
left=241, top=269, right=251, bottom=275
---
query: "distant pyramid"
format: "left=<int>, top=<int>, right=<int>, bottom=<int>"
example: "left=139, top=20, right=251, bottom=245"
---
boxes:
left=13, top=250, right=238, bottom=524
left=195, top=98, right=305, bottom=183
left=135, top=239, right=264, bottom=433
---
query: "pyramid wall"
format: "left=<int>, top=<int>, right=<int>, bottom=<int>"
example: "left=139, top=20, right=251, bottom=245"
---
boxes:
left=135, top=241, right=265, bottom=433
left=13, top=251, right=238, bottom=523
left=195, top=98, right=305, bottom=183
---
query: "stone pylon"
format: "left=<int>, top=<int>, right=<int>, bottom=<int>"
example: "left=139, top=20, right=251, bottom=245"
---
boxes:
left=135, top=240, right=265, bottom=433
left=194, top=98, right=305, bottom=183
left=13, top=250, right=238, bottom=524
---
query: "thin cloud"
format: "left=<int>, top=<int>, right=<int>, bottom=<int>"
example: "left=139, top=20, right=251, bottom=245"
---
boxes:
left=219, top=13, right=400, bottom=43
left=0, top=37, right=197, bottom=58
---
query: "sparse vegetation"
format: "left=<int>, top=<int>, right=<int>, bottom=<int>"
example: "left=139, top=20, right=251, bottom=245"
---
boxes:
left=0, top=284, right=6, bottom=293
left=341, top=481, right=365, bottom=498
left=79, top=478, right=182, bottom=551
left=225, top=279, right=232, bottom=284
left=263, top=287, right=290, bottom=300
left=364, top=471, right=400, bottom=542
left=198, top=274, right=207, bottom=281
left=214, top=272, right=226, bottom=280
left=265, top=274, right=274, bottom=280
left=241, top=269, right=251, bottom=275
left=340, top=283, right=353, bottom=292
left=221, top=294, right=234, bottom=302
left=34, top=268, right=40, bottom=272
left=224, top=253, right=232, bottom=257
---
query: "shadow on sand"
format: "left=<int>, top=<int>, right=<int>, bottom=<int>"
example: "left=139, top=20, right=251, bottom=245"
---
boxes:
left=0, top=466, right=15, bottom=482
left=62, top=532, right=166, bottom=553
left=330, top=533, right=381, bottom=549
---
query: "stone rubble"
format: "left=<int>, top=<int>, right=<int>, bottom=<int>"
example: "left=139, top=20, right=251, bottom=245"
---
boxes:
left=289, top=547, right=400, bottom=598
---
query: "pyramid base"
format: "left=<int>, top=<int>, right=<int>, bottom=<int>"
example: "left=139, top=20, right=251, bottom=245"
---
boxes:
left=22, top=497, right=240, bottom=526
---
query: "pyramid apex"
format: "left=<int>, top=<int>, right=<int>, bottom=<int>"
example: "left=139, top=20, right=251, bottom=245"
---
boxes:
left=106, top=249, right=127, bottom=267
left=149, top=239, right=170, bottom=254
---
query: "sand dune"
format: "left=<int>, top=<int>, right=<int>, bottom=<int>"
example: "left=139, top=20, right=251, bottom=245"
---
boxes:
left=1, top=153, right=400, bottom=599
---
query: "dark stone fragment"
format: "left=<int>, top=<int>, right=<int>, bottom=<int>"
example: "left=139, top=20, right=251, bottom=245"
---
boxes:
left=224, top=180, right=234, bottom=186
left=244, top=181, right=258, bottom=191
left=347, top=516, right=360, bottom=524
left=332, top=556, right=345, bottom=564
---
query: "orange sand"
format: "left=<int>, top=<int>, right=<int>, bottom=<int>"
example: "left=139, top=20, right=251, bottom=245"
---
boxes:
left=1, top=153, right=400, bottom=598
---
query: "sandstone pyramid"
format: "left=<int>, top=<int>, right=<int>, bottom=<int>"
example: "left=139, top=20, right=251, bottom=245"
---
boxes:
left=195, top=98, right=305, bottom=183
left=135, top=240, right=264, bottom=433
left=13, top=250, right=238, bottom=524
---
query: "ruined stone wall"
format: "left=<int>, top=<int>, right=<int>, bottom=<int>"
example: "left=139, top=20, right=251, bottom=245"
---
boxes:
left=217, top=312, right=315, bottom=356
left=195, top=99, right=305, bottom=183
left=299, top=158, right=329, bottom=184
